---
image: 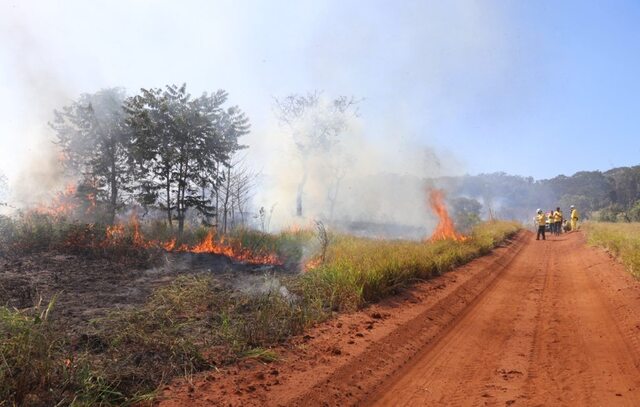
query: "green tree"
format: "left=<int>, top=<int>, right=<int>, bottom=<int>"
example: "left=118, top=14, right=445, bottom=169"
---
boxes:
left=50, top=88, right=132, bottom=224
left=125, top=84, right=248, bottom=237
left=450, top=196, right=482, bottom=232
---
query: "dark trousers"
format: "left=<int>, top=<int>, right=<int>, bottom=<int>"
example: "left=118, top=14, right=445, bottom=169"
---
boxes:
left=537, top=225, right=546, bottom=240
left=555, top=221, right=562, bottom=235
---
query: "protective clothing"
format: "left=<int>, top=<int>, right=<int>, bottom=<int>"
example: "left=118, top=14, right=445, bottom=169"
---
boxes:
left=570, top=208, right=579, bottom=231
left=536, top=212, right=547, bottom=240
left=553, top=210, right=563, bottom=222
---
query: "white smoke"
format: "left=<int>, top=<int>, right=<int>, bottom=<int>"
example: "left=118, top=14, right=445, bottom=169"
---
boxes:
left=254, top=95, right=463, bottom=237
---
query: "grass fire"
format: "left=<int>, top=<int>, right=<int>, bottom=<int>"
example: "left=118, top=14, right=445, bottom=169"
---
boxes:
left=2, top=2, right=640, bottom=406
left=427, top=189, right=468, bottom=242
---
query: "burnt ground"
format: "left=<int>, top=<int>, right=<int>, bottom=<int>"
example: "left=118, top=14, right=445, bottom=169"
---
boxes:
left=0, top=250, right=288, bottom=333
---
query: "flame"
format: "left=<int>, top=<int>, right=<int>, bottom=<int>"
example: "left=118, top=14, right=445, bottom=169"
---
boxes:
left=303, top=256, right=323, bottom=272
left=427, top=189, right=467, bottom=242
left=33, top=183, right=79, bottom=216
left=105, top=224, right=126, bottom=243
left=86, top=193, right=97, bottom=213
left=129, top=213, right=148, bottom=247
left=187, top=230, right=281, bottom=265
left=101, top=214, right=281, bottom=265
left=162, top=238, right=176, bottom=251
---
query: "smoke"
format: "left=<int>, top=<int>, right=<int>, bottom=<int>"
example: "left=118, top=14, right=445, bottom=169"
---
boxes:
left=254, top=94, right=463, bottom=238
left=0, top=9, right=76, bottom=207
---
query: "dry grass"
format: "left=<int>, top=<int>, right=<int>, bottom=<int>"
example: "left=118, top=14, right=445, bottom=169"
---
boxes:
left=301, top=221, right=521, bottom=311
left=0, top=219, right=520, bottom=405
left=583, top=222, right=640, bottom=278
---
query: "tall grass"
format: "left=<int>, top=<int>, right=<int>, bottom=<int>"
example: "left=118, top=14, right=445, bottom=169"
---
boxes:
left=583, top=222, right=640, bottom=278
left=302, top=221, right=521, bottom=311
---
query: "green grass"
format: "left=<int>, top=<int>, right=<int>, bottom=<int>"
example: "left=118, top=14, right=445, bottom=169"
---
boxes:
left=301, top=221, right=521, bottom=311
left=583, top=222, right=640, bottom=278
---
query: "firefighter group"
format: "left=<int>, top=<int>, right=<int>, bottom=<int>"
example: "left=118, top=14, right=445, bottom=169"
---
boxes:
left=535, top=205, right=579, bottom=241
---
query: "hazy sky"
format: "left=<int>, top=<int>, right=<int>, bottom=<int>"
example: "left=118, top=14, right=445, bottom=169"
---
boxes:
left=1, top=0, right=640, bottom=185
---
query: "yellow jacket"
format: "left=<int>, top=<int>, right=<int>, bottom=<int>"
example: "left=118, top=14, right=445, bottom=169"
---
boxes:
left=571, top=208, right=579, bottom=220
left=553, top=210, right=563, bottom=222
left=536, top=213, right=546, bottom=226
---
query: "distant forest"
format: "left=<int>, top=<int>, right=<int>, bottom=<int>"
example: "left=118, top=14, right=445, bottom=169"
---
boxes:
left=436, top=165, right=640, bottom=223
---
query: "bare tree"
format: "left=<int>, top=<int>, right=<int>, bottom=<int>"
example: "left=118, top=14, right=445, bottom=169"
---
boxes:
left=273, top=92, right=358, bottom=218
left=0, top=173, right=7, bottom=207
left=217, top=154, right=258, bottom=233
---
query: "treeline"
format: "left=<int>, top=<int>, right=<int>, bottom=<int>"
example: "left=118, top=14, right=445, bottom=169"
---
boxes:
left=51, top=84, right=250, bottom=236
left=438, top=166, right=640, bottom=222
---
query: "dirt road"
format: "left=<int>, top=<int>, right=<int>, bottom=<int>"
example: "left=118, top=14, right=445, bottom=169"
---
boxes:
left=367, top=231, right=640, bottom=406
left=161, top=231, right=640, bottom=406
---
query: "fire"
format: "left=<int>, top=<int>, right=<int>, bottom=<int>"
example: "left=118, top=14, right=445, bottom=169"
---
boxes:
left=129, top=213, right=147, bottom=247
left=162, top=238, right=176, bottom=251
left=101, top=214, right=281, bottom=265
left=105, top=224, right=126, bottom=242
left=33, top=183, right=79, bottom=216
left=303, top=256, right=323, bottom=272
left=427, top=189, right=467, bottom=242
left=86, top=193, right=97, bottom=213
left=187, top=230, right=281, bottom=265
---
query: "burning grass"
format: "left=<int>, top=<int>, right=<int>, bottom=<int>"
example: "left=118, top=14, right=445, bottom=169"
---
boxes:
left=0, top=219, right=519, bottom=405
left=583, top=222, right=640, bottom=278
left=0, top=212, right=288, bottom=268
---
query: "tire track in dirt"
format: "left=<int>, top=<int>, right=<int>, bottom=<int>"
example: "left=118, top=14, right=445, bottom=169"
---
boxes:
left=281, top=232, right=528, bottom=407
left=160, top=232, right=528, bottom=407
left=367, top=230, right=548, bottom=406
left=368, top=232, right=640, bottom=406
left=160, top=231, right=640, bottom=406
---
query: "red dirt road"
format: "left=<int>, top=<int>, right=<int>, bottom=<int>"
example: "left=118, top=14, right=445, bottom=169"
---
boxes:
left=161, top=231, right=640, bottom=406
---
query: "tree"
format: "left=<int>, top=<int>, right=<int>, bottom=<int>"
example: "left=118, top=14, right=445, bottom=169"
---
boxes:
left=0, top=173, right=7, bottom=207
left=125, top=84, right=248, bottom=237
left=50, top=88, right=132, bottom=224
left=216, top=154, right=257, bottom=233
left=450, top=196, right=482, bottom=232
left=274, top=92, right=358, bottom=218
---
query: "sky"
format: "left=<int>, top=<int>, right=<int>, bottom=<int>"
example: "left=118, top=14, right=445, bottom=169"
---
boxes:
left=1, top=0, right=640, bottom=186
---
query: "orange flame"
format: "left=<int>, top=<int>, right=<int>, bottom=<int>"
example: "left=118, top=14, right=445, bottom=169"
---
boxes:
left=162, top=238, right=176, bottom=251
left=85, top=193, right=97, bottom=214
left=427, top=189, right=467, bottom=242
left=33, top=183, right=79, bottom=216
left=101, top=214, right=281, bottom=265
left=303, top=256, right=323, bottom=272
left=187, top=230, right=280, bottom=265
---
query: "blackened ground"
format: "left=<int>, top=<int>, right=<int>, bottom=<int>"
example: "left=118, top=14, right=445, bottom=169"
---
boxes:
left=0, top=250, right=287, bottom=333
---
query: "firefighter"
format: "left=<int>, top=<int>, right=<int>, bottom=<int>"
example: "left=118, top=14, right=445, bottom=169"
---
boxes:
left=570, top=205, right=579, bottom=232
left=536, top=209, right=546, bottom=240
left=553, top=207, right=563, bottom=236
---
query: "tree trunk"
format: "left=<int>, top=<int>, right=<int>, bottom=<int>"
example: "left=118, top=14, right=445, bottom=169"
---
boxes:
left=165, top=167, right=172, bottom=228
left=107, top=139, right=118, bottom=225
left=222, top=166, right=231, bottom=233
left=108, top=174, right=117, bottom=225
left=328, top=175, right=343, bottom=223
left=296, top=168, right=308, bottom=217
